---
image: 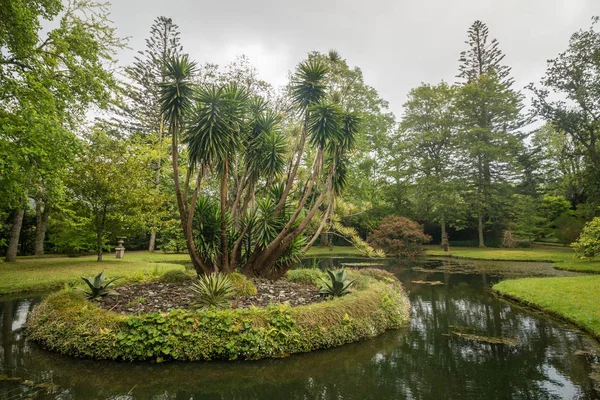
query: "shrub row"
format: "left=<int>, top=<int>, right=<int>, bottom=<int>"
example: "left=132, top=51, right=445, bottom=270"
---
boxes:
left=27, top=268, right=410, bottom=362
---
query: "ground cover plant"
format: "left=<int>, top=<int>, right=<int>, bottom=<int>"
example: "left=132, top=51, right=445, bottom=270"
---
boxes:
left=27, top=268, right=410, bottom=362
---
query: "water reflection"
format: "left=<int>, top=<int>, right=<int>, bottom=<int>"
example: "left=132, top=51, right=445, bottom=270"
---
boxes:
left=0, top=258, right=598, bottom=399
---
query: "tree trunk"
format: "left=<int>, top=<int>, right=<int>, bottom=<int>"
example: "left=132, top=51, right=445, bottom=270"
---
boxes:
left=320, top=232, right=329, bottom=246
left=149, top=120, right=165, bottom=252
left=34, top=203, right=50, bottom=256
left=220, top=161, right=230, bottom=272
left=5, top=209, right=24, bottom=262
left=440, top=216, right=446, bottom=246
left=170, top=122, right=211, bottom=276
left=148, top=231, right=157, bottom=252
left=96, top=229, right=103, bottom=262
left=478, top=213, right=485, bottom=248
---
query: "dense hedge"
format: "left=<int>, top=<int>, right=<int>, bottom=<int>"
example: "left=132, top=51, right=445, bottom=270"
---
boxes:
left=27, top=268, right=410, bottom=362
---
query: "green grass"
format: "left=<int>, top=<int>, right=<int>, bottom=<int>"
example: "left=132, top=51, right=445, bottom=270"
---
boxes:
left=493, top=276, right=600, bottom=339
left=426, top=246, right=600, bottom=273
left=304, top=246, right=363, bottom=257
left=1, top=248, right=363, bottom=296
left=0, top=252, right=190, bottom=296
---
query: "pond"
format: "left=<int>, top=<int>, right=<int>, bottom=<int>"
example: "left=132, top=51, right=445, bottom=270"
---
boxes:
left=1, top=257, right=599, bottom=399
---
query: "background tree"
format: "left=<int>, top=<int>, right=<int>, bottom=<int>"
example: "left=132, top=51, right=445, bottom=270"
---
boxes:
left=530, top=17, right=600, bottom=212
left=396, top=81, right=466, bottom=243
left=455, top=20, right=526, bottom=247
left=111, top=16, right=182, bottom=252
left=0, top=0, right=124, bottom=261
left=65, top=130, right=159, bottom=261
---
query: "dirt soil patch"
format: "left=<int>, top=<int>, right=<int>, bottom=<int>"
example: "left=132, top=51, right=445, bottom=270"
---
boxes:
left=99, top=279, right=322, bottom=315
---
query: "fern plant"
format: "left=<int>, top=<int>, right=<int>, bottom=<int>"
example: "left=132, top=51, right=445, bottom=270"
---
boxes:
left=191, top=273, right=234, bottom=309
left=319, top=268, right=356, bottom=298
left=80, top=271, right=118, bottom=300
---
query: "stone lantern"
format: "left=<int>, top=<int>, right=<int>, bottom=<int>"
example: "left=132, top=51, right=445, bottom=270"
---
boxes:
left=115, top=236, right=126, bottom=259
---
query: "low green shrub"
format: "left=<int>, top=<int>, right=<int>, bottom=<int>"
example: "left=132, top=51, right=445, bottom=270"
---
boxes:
left=27, top=269, right=410, bottom=362
left=159, top=269, right=192, bottom=283
left=319, top=268, right=355, bottom=298
left=284, top=269, right=326, bottom=285
left=573, top=217, right=600, bottom=258
left=79, top=271, right=118, bottom=300
left=191, top=274, right=234, bottom=310
left=228, top=272, right=257, bottom=297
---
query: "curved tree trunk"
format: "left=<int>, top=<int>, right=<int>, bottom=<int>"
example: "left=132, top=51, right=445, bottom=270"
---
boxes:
left=5, top=209, right=24, bottom=262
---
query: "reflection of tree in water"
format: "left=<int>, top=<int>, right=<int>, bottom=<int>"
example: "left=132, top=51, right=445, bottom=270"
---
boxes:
left=0, top=260, right=598, bottom=399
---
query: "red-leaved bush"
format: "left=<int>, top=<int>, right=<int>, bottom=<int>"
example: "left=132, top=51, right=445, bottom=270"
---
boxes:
left=368, top=216, right=431, bottom=257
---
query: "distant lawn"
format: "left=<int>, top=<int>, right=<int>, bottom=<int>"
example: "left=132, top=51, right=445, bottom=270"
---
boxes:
left=304, top=246, right=362, bottom=257
left=0, top=252, right=190, bottom=296
left=426, top=246, right=600, bottom=273
left=493, top=276, right=600, bottom=339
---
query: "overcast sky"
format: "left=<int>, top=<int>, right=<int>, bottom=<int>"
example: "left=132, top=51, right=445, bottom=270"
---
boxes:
left=107, top=0, right=599, bottom=119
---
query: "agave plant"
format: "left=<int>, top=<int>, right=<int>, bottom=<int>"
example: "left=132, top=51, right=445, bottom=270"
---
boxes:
left=319, top=268, right=356, bottom=298
left=191, top=273, right=234, bottom=310
left=79, top=271, right=118, bottom=300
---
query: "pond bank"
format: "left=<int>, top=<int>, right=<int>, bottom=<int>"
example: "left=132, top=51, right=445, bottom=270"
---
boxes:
left=493, top=275, right=600, bottom=340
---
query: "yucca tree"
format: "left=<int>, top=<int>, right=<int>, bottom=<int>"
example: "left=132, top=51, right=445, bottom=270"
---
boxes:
left=161, top=55, right=359, bottom=279
left=160, top=54, right=212, bottom=275
left=186, top=84, right=248, bottom=272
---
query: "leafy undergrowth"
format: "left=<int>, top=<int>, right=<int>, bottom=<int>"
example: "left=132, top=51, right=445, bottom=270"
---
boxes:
left=27, top=268, right=410, bottom=362
left=0, top=252, right=191, bottom=295
left=426, top=247, right=600, bottom=273
left=493, top=276, right=600, bottom=339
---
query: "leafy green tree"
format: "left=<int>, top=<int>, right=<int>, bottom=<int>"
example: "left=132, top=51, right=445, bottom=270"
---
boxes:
left=532, top=124, right=588, bottom=206
left=455, top=20, right=526, bottom=247
left=537, top=195, right=571, bottom=238
left=396, top=81, right=466, bottom=243
left=64, top=131, right=159, bottom=261
left=530, top=18, right=600, bottom=171
left=530, top=18, right=600, bottom=210
left=0, top=0, right=124, bottom=261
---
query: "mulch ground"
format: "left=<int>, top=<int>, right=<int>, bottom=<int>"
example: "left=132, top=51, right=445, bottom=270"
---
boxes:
left=99, top=279, right=322, bottom=315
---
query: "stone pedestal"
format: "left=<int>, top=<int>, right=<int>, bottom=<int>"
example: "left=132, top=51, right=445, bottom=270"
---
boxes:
left=115, top=237, right=126, bottom=259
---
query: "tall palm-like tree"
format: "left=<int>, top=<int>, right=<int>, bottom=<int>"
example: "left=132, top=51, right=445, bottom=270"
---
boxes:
left=160, top=55, right=211, bottom=275
left=186, top=84, right=248, bottom=272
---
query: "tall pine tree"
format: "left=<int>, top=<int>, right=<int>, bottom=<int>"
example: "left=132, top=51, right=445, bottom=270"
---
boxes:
left=456, top=21, right=525, bottom=247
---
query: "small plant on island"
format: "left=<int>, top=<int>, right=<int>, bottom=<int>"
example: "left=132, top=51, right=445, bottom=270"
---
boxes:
left=572, top=217, right=600, bottom=259
left=319, top=268, right=356, bottom=298
left=191, top=273, right=234, bottom=309
left=79, top=271, right=118, bottom=301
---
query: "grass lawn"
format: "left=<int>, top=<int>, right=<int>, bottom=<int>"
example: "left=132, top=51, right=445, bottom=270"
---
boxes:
left=493, top=276, right=600, bottom=339
left=426, top=246, right=600, bottom=273
left=0, top=252, right=190, bottom=296
left=304, top=246, right=362, bottom=257
left=0, top=247, right=362, bottom=296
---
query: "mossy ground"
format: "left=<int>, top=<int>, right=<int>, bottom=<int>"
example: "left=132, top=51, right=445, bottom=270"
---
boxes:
left=27, top=268, right=410, bottom=362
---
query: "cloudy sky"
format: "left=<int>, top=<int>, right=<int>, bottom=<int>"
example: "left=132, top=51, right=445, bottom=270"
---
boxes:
left=107, top=0, right=599, bottom=118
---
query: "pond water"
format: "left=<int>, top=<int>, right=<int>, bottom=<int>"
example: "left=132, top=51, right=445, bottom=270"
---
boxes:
left=1, top=257, right=599, bottom=399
